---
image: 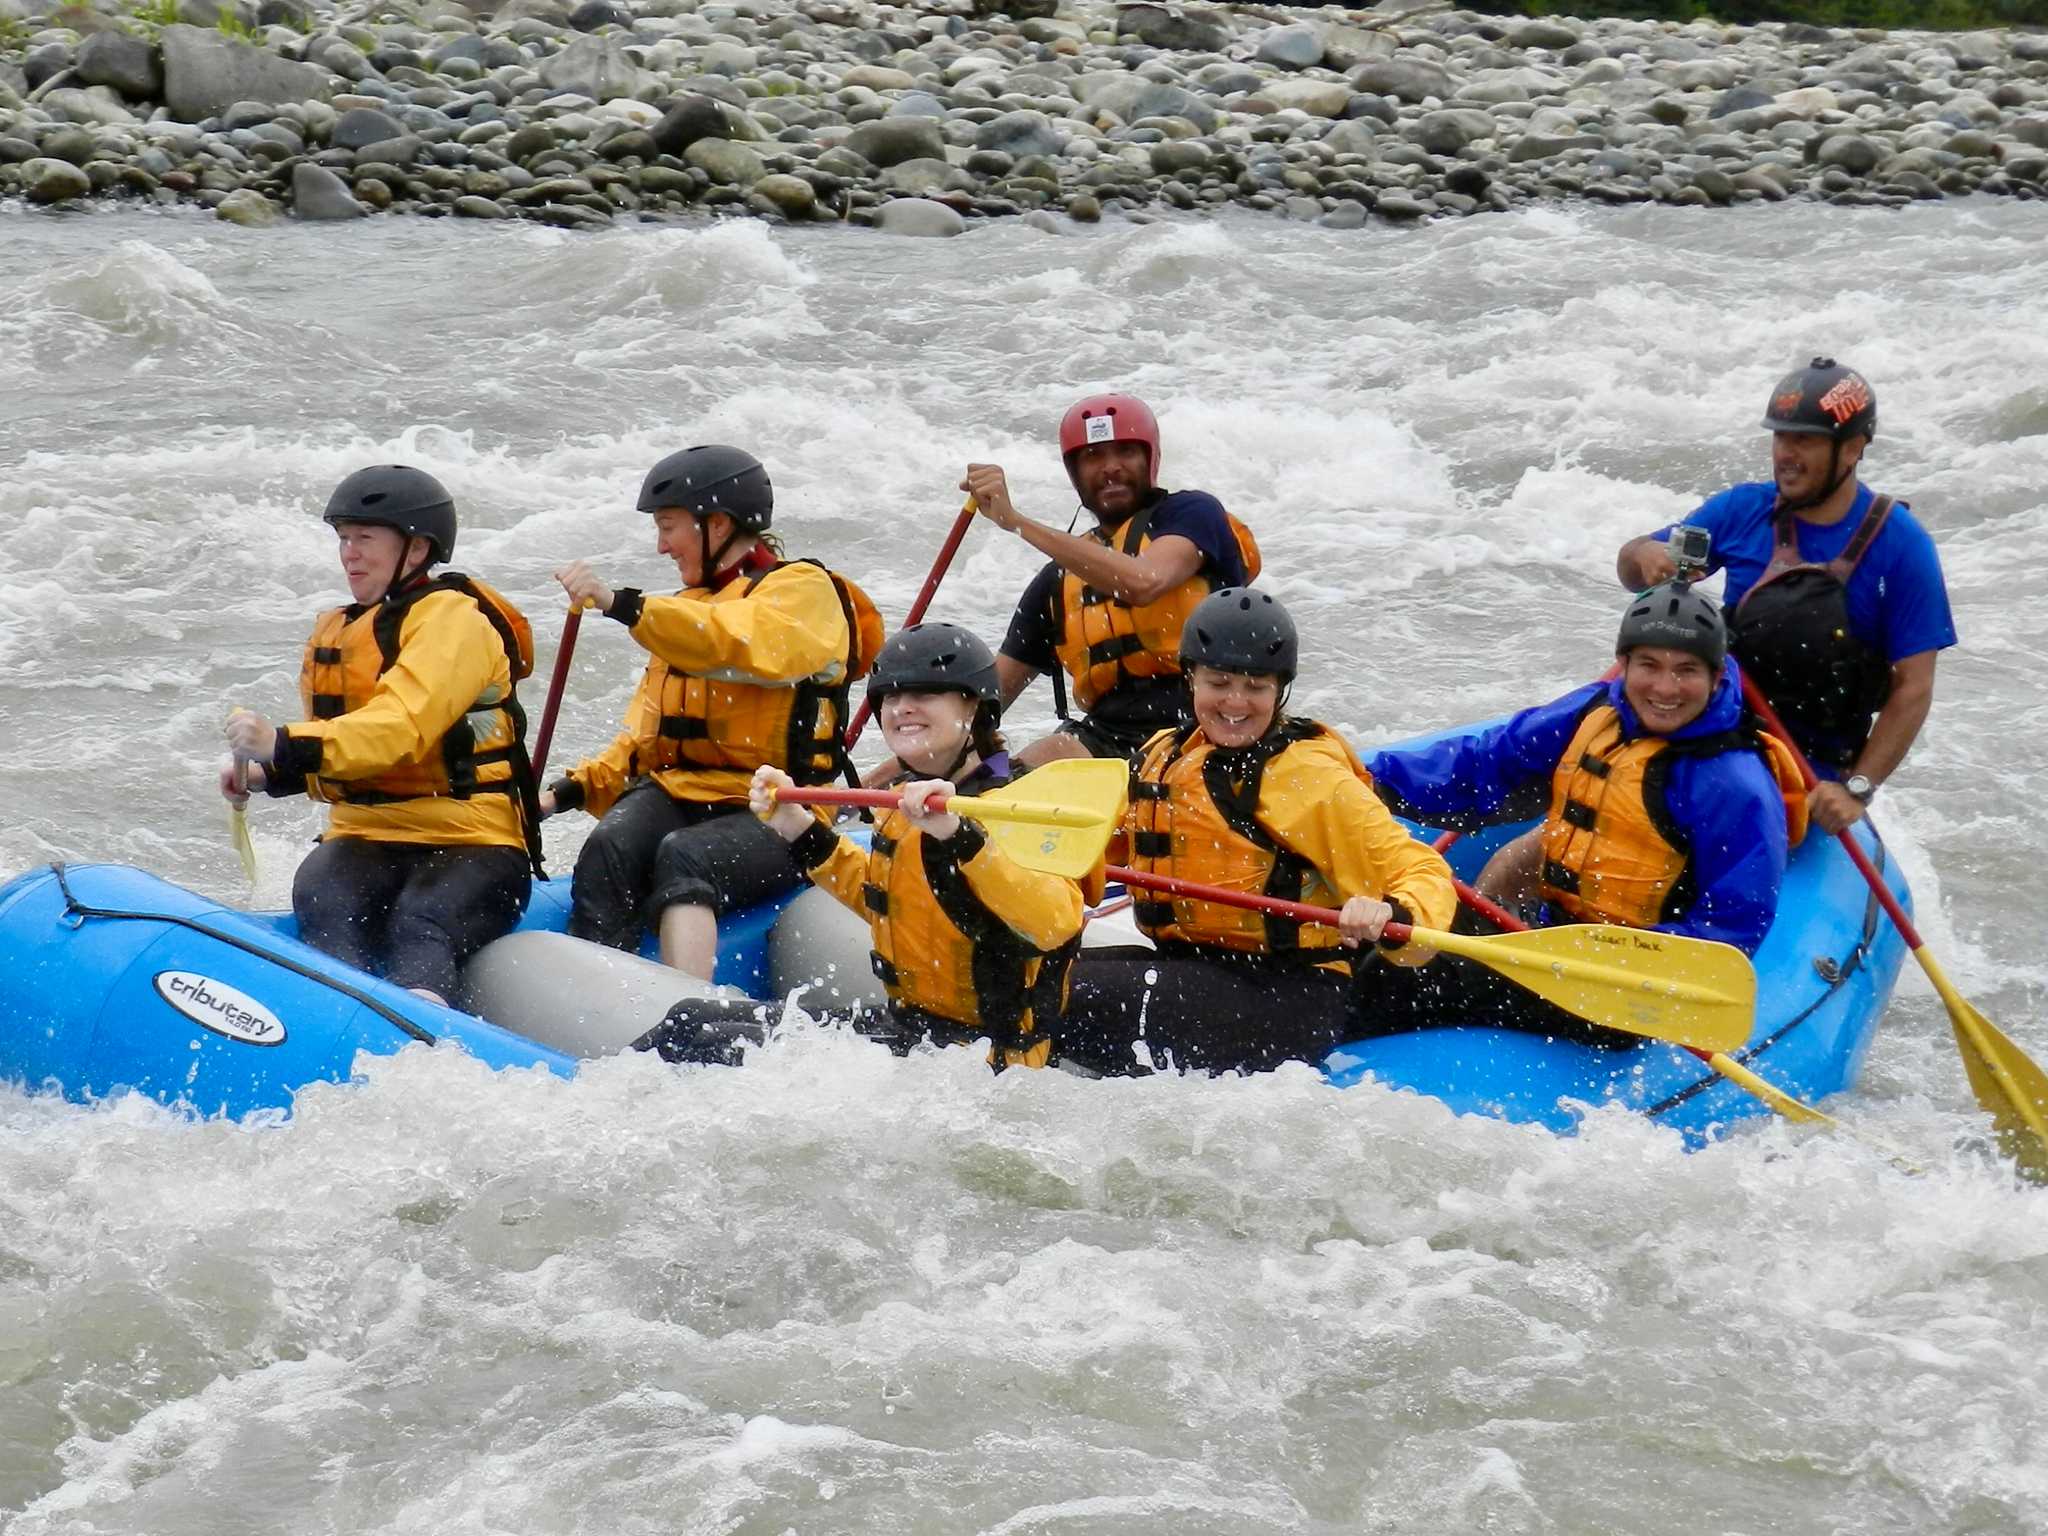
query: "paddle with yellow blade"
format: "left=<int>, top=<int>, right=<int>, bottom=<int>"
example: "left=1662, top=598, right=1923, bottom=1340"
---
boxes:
left=1439, top=843, right=1920, bottom=1171
left=1742, top=674, right=2048, bottom=1182
left=221, top=704, right=260, bottom=885
left=778, top=757, right=1128, bottom=880
left=227, top=758, right=257, bottom=884
left=1107, top=865, right=1756, bottom=1054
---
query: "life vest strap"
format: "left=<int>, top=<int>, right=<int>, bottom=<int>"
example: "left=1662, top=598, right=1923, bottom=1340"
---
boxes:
left=1561, top=799, right=1598, bottom=830
left=1085, top=632, right=1148, bottom=668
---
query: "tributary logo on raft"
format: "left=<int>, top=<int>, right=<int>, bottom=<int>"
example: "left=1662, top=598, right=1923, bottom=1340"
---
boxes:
left=152, top=971, right=287, bottom=1046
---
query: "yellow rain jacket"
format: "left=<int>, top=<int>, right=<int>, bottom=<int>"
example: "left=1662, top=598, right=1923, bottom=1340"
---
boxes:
left=564, top=558, right=883, bottom=816
left=790, top=779, right=1092, bottom=1069
left=1124, top=720, right=1456, bottom=970
left=276, top=574, right=533, bottom=853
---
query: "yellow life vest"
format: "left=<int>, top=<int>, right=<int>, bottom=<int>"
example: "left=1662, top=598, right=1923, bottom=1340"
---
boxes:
left=860, top=791, right=1077, bottom=1070
left=1125, top=719, right=1353, bottom=963
left=299, top=573, right=536, bottom=819
left=1540, top=703, right=1810, bottom=928
left=1050, top=499, right=1262, bottom=711
left=644, top=560, right=884, bottom=786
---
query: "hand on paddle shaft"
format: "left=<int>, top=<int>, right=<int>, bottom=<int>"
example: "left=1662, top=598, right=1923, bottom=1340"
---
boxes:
left=752, top=766, right=960, bottom=842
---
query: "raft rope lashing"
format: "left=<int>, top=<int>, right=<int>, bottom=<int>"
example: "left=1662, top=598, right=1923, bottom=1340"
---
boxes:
left=47, top=862, right=439, bottom=1046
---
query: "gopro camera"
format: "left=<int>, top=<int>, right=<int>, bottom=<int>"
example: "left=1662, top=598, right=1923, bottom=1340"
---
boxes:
left=1669, top=524, right=1711, bottom=579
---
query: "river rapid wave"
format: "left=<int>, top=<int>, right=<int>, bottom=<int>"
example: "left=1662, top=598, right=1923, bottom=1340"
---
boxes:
left=0, top=201, right=2044, bottom=1533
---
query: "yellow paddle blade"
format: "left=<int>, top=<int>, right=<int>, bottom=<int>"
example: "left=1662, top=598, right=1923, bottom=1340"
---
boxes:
left=230, top=804, right=257, bottom=884
left=1417, top=922, right=1756, bottom=1054
left=1917, top=946, right=2048, bottom=1182
left=972, top=758, right=1127, bottom=880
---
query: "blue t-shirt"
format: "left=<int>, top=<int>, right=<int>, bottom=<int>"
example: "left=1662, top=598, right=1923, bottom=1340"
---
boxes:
left=1651, top=482, right=1956, bottom=663
left=1001, top=488, right=1249, bottom=673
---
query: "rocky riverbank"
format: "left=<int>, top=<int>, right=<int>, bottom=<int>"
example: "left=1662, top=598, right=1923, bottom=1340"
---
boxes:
left=3, top=0, right=2046, bottom=233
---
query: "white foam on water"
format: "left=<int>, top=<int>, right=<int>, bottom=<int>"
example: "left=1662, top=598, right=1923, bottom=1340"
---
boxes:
left=4, top=203, right=2047, bottom=1532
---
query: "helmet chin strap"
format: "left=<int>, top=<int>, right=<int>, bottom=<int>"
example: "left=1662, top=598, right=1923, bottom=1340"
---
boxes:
left=1778, top=437, right=1855, bottom=515
left=381, top=537, right=434, bottom=605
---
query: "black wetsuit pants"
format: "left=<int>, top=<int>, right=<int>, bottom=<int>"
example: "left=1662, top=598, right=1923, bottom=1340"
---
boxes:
left=567, top=782, right=803, bottom=952
left=292, top=838, right=532, bottom=1000
left=1055, top=945, right=1357, bottom=1076
left=1347, top=954, right=1639, bottom=1051
left=632, top=996, right=942, bottom=1068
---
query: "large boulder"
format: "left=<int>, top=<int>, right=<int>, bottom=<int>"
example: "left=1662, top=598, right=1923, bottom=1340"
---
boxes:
left=291, top=160, right=365, bottom=218
left=1116, top=4, right=1233, bottom=54
left=75, top=31, right=161, bottom=101
left=684, top=137, right=764, bottom=186
left=847, top=116, right=945, bottom=167
left=649, top=93, right=735, bottom=157
left=875, top=196, right=965, bottom=237
left=23, top=156, right=91, bottom=202
left=538, top=35, right=652, bottom=102
left=1349, top=57, right=1454, bottom=105
left=1256, top=24, right=1323, bottom=71
left=1074, top=74, right=1219, bottom=133
left=1411, top=108, right=1495, bottom=156
left=332, top=106, right=405, bottom=150
left=976, top=109, right=1062, bottom=159
left=1257, top=78, right=1350, bottom=118
left=160, top=24, right=328, bottom=123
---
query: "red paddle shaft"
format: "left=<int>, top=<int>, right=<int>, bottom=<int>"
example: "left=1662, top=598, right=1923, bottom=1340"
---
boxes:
left=1106, top=865, right=1413, bottom=943
left=842, top=499, right=979, bottom=750
left=1738, top=673, right=1926, bottom=950
left=529, top=606, right=581, bottom=783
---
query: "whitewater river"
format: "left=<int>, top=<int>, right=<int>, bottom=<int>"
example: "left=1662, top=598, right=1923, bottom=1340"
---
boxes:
left=1, top=198, right=2044, bottom=1533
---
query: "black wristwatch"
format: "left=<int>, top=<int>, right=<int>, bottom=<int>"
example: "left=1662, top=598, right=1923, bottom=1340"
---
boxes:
left=1842, top=774, right=1877, bottom=805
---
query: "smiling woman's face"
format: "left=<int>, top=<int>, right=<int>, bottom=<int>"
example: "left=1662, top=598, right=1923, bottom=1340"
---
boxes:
left=1188, top=665, right=1280, bottom=749
left=881, top=688, right=979, bottom=776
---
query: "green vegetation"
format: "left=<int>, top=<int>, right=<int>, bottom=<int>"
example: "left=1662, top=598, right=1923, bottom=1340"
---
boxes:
left=1468, top=1, right=2048, bottom=26
left=129, top=0, right=181, bottom=24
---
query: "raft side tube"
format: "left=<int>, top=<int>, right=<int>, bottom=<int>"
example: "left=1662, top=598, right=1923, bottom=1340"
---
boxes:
left=0, top=865, right=572, bottom=1118
left=462, top=931, right=751, bottom=1057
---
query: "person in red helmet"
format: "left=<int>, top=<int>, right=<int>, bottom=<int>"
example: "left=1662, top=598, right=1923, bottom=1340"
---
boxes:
left=1615, top=358, right=1955, bottom=834
left=959, top=393, right=1261, bottom=768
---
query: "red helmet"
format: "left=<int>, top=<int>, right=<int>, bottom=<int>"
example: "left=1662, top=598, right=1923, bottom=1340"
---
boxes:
left=1058, top=393, right=1160, bottom=488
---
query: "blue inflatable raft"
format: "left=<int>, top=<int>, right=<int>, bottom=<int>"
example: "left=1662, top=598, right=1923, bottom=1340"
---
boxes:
left=0, top=796, right=1911, bottom=1147
left=1325, top=816, right=1911, bottom=1144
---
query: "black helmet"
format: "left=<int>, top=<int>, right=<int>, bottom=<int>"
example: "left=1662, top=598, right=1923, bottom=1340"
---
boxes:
left=1761, top=357, right=1877, bottom=443
left=322, top=465, right=457, bottom=564
left=1617, top=581, right=1727, bottom=669
left=865, top=622, right=1001, bottom=710
left=1179, top=587, right=1298, bottom=682
left=636, top=445, right=773, bottom=530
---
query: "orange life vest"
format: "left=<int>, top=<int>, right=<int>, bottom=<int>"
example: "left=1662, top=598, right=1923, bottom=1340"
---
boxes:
left=299, top=573, right=536, bottom=815
left=1541, top=703, right=1809, bottom=928
left=860, top=789, right=1077, bottom=1070
left=1050, top=499, right=1262, bottom=711
left=644, top=560, right=884, bottom=786
left=1125, top=719, right=1353, bottom=963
